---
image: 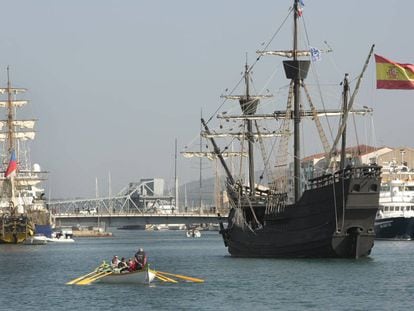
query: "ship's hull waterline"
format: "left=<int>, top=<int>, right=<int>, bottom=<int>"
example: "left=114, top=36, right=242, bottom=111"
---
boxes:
left=375, top=217, right=414, bottom=240
left=220, top=167, right=381, bottom=258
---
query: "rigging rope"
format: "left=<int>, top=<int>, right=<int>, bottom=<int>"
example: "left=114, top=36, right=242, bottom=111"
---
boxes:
left=301, top=14, right=335, bottom=143
left=254, top=120, right=275, bottom=185
left=206, top=8, right=293, bottom=125
left=302, top=83, right=331, bottom=156
left=272, top=81, right=294, bottom=192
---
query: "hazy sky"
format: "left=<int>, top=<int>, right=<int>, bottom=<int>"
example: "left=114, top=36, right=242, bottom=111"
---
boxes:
left=0, top=0, right=412, bottom=199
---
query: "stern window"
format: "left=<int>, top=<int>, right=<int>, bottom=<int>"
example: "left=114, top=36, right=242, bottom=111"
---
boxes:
left=370, top=184, right=378, bottom=192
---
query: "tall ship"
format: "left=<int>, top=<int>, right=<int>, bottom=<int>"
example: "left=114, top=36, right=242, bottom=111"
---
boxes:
left=195, top=0, right=381, bottom=258
left=375, top=161, right=414, bottom=240
left=0, top=68, right=50, bottom=243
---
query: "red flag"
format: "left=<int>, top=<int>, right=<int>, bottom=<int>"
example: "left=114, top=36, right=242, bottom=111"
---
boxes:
left=375, top=54, right=414, bottom=89
left=5, top=150, right=17, bottom=178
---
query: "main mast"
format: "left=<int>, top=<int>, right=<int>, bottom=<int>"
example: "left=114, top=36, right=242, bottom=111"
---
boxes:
left=282, top=0, right=310, bottom=202
left=6, top=67, right=14, bottom=153
left=292, top=0, right=300, bottom=202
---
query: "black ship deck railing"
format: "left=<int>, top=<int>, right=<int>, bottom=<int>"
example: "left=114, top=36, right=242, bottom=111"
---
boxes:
left=307, top=165, right=382, bottom=190
left=228, top=182, right=287, bottom=202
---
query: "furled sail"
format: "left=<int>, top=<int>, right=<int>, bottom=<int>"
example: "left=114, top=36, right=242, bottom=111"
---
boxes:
left=256, top=48, right=332, bottom=58
left=0, top=131, right=36, bottom=141
left=181, top=151, right=247, bottom=160
left=217, top=108, right=372, bottom=120
left=0, top=120, right=36, bottom=130
left=0, top=100, right=29, bottom=108
left=201, top=131, right=288, bottom=139
left=0, top=88, right=27, bottom=94
left=256, top=50, right=313, bottom=58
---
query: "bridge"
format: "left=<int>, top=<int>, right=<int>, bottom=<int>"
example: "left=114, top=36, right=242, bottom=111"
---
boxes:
left=49, top=179, right=229, bottom=228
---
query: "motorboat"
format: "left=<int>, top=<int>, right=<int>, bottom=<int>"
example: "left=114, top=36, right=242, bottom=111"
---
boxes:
left=23, top=234, right=48, bottom=245
left=47, top=231, right=75, bottom=243
left=186, top=229, right=201, bottom=238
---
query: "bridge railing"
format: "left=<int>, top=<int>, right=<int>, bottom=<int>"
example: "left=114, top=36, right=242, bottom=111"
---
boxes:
left=53, top=211, right=224, bottom=217
left=48, top=195, right=223, bottom=216
left=48, top=195, right=146, bottom=215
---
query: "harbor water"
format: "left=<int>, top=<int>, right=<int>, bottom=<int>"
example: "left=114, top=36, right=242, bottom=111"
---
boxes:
left=0, top=230, right=412, bottom=310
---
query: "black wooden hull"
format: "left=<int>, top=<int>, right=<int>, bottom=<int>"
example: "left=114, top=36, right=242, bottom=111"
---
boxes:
left=375, top=217, right=414, bottom=240
left=220, top=167, right=381, bottom=258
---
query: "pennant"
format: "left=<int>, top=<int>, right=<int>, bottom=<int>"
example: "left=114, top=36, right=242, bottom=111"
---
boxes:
left=310, top=47, right=321, bottom=62
left=375, top=54, right=414, bottom=89
left=297, top=0, right=304, bottom=17
left=5, top=149, right=17, bottom=178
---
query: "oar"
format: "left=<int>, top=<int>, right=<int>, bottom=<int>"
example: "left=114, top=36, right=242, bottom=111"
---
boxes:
left=154, top=274, right=168, bottom=282
left=155, top=274, right=178, bottom=283
left=155, top=273, right=178, bottom=283
left=66, top=269, right=99, bottom=285
left=156, top=271, right=204, bottom=283
left=76, top=271, right=113, bottom=285
left=74, top=270, right=108, bottom=285
left=67, top=261, right=111, bottom=285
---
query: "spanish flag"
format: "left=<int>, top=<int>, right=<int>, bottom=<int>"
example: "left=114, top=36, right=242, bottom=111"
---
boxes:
left=375, top=54, right=414, bottom=89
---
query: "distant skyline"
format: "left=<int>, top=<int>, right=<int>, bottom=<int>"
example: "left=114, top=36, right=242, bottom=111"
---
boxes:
left=0, top=0, right=412, bottom=199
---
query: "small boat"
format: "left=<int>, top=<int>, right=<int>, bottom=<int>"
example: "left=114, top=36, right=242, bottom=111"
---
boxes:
left=186, top=229, right=201, bottom=238
left=23, top=234, right=48, bottom=245
left=47, top=231, right=75, bottom=243
left=66, top=263, right=203, bottom=285
left=98, top=266, right=155, bottom=285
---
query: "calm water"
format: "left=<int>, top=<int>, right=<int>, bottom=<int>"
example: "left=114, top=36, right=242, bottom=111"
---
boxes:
left=0, top=230, right=412, bottom=311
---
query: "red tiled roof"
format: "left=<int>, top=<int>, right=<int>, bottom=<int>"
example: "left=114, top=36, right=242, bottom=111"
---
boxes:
left=302, top=145, right=383, bottom=162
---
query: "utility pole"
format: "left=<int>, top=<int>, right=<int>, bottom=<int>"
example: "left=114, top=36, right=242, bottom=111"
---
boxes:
left=199, top=109, right=203, bottom=213
left=174, top=138, right=179, bottom=211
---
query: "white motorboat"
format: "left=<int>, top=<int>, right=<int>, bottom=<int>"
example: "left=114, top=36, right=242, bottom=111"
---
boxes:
left=186, top=229, right=201, bottom=238
left=47, top=231, right=75, bottom=243
left=23, top=234, right=48, bottom=245
left=47, top=236, right=75, bottom=243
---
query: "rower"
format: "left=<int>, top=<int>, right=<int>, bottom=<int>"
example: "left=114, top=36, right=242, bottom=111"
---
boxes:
left=134, top=248, right=147, bottom=270
left=111, top=255, right=120, bottom=268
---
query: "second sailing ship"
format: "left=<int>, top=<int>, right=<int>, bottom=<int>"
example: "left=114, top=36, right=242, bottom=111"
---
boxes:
left=0, top=68, right=51, bottom=243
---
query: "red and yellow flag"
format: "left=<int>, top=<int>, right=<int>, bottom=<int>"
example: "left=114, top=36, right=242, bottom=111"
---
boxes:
left=375, top=54, right=414, bottom=89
